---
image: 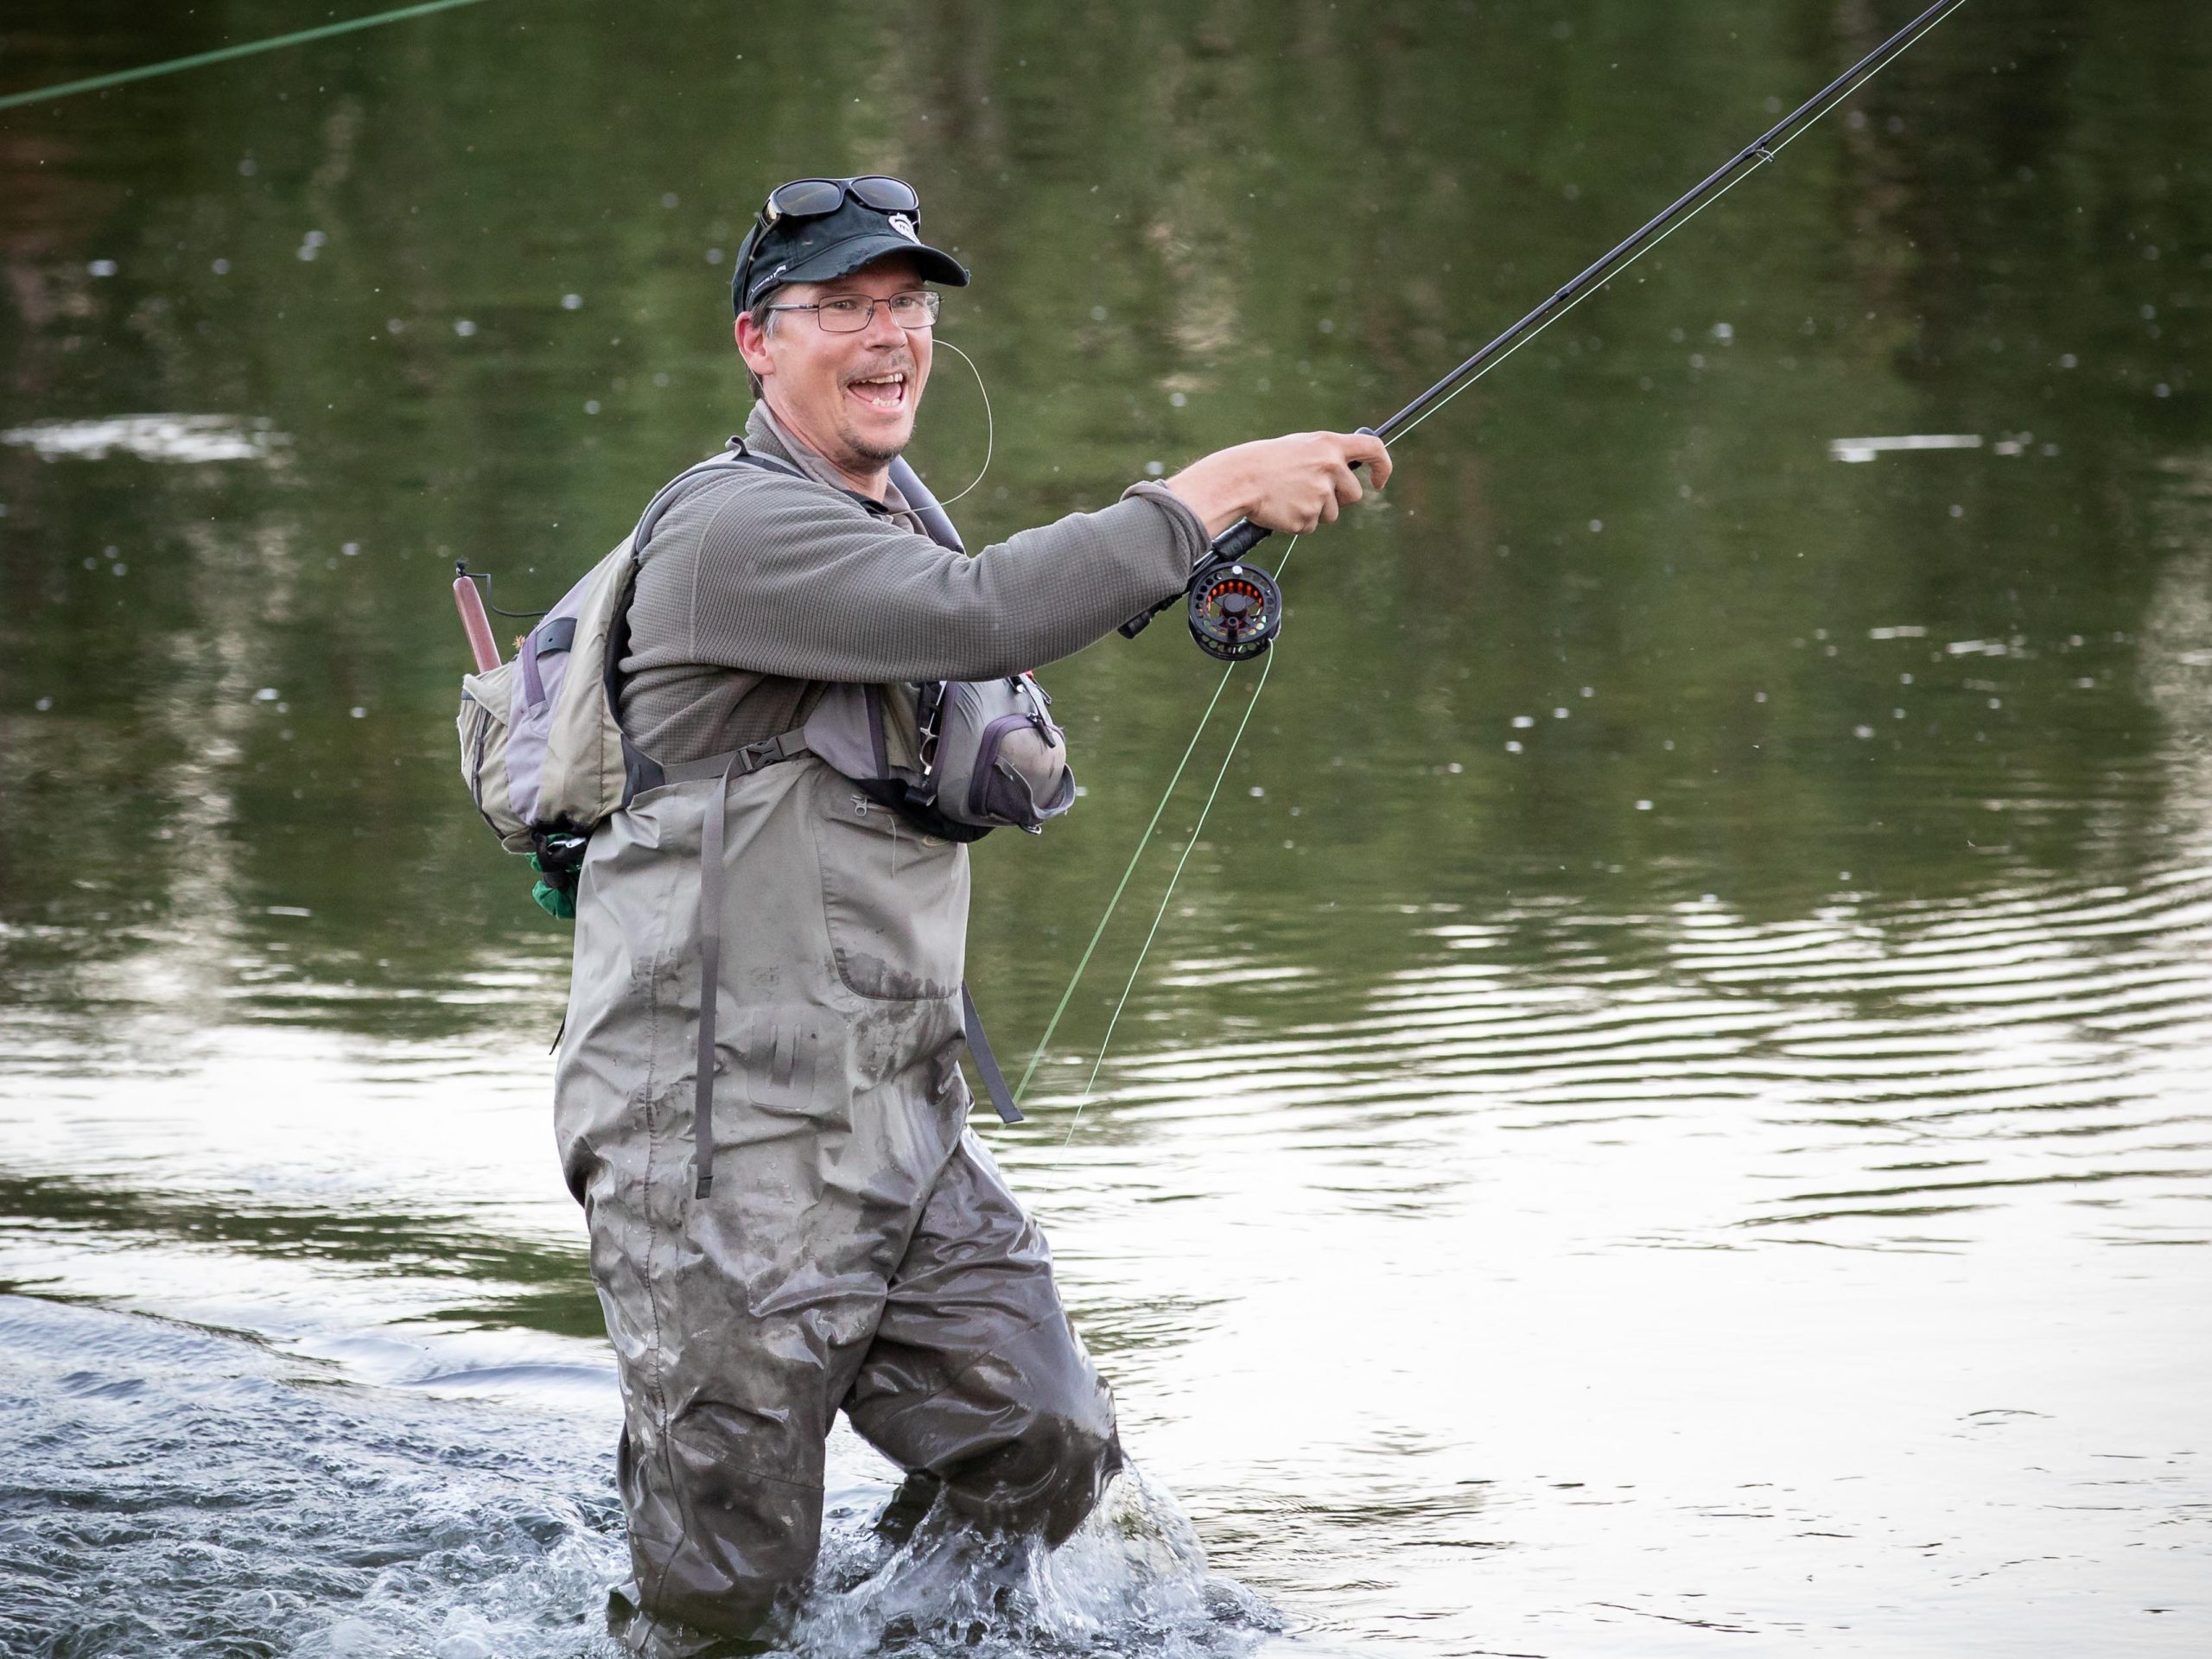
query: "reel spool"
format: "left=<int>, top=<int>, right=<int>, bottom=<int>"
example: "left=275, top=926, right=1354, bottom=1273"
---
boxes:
left=1117, top=514, right=1288, bottom=658
left=1187, top=562, right=1281, bottom=661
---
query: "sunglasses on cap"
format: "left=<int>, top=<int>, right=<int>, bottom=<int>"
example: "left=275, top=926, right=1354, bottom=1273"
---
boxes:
left=759, top=175, right=921, bottom=226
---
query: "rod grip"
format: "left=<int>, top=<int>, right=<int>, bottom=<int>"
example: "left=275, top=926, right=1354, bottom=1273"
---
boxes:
left=454, top=569, right=501, bottom=671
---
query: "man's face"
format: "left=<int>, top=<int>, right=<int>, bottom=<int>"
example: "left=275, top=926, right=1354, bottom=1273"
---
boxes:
left=736, top=254, right=933, bottom=476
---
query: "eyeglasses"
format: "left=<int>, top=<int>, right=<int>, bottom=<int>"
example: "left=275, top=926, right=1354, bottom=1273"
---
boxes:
left=763, top=289, right=941, bottom=334
left=760, top=175, right=920, bottom=226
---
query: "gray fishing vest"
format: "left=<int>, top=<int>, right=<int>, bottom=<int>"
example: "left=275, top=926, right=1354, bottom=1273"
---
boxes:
left=458, top=444, right=1065, bottom=1138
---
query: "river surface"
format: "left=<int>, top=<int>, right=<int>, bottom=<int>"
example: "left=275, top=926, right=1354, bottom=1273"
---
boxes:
left=3, top=2, right=2210, bottom=1655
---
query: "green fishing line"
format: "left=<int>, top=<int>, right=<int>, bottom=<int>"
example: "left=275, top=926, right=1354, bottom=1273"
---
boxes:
left=0, top=0, right=494, bottom=113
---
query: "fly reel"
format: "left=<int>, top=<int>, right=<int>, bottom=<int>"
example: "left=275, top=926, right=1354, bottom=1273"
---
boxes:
left=1187, top=562, right=1281, bottom=661
left=1119, top=516, right=1287, bottom=660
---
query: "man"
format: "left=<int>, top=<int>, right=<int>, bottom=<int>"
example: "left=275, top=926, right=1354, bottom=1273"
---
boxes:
left=553, top=174, right=1388, bottom=1651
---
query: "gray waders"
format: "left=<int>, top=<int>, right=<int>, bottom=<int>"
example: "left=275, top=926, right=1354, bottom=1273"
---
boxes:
left=553, top=747, right=1120, bottom=1644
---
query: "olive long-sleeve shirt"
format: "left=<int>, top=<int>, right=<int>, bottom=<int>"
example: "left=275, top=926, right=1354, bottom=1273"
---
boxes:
left=618, top=402, right=1205, bottom=765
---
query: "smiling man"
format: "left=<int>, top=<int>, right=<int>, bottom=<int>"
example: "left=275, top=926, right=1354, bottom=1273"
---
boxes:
left=553, top=174, right=1387, bottom=1652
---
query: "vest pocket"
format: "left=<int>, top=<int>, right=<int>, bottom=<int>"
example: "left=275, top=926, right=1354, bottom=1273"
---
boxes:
left=813, top=781, right=968, bottom=1001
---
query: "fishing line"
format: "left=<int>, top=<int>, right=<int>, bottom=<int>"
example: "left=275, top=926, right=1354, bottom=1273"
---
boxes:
left=925, top=338, right=995, bottom=509
left=1014, top=661, right=1237, bottom=1102
left=0, top=0, right=494, bottom=113
left=1048, top=536, right=1300, bottom=1141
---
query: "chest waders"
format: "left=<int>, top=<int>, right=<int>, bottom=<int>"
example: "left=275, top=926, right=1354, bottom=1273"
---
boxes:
left=551, top=471, right=1120, bottom=1649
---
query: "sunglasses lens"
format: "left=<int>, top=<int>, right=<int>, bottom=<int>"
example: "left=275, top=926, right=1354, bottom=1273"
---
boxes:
left=849, top=175, right=920, bottom=214
left=766, top=178, right=844, bottom=219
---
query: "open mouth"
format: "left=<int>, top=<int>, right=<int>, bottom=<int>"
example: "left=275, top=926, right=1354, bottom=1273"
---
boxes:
left=845, top=371, right=909, bottom=413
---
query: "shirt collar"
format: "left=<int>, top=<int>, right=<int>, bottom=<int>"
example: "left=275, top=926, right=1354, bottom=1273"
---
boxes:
left=741, top=404, right=918, bottom=531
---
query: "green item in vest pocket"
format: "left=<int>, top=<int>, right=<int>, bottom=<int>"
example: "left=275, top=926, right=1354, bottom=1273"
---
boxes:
left=528, top=842, right=582, bottom=921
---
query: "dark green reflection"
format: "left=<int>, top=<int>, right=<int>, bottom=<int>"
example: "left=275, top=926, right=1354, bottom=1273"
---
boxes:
left=0, top=0, right=2207, bottom=1069
left=0, top=1170, right=599, bottom=1335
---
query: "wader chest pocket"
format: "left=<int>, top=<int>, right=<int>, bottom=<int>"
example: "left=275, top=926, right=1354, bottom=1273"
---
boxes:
left=814, top=785, right=967, bottom=1002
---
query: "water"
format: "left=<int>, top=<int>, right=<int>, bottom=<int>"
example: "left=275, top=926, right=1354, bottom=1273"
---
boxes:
left=3, top=1, right=2209, bottom=1652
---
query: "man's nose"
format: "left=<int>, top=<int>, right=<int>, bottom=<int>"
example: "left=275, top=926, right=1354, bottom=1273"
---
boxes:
left=861, top=301, right=908, bottom=346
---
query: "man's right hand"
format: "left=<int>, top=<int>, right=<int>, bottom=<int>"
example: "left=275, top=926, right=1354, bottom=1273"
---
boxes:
left=1164, top=430, right=1393, bottom=540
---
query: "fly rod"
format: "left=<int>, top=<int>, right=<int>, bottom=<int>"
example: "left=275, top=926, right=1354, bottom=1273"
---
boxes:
left=1122, top=0, right=1972, bottom=661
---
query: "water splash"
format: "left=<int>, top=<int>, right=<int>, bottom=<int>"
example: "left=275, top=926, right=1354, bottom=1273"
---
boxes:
left=0, top=1294, right=1291, bottom=1659
left=783, top=1464, right=1279, bottom=1658
left=0, top=1295, right=627, bottom=1659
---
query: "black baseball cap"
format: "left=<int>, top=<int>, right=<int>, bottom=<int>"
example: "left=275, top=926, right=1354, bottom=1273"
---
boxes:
left=730, top=178, right=969, bottom=315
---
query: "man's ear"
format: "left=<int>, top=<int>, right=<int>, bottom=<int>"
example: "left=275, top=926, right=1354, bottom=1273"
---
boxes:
left=735, top=314, right=773, bottom=382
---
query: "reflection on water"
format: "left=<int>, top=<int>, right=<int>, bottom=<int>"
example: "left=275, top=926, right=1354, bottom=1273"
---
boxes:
left=3, top=0, right=2211, bottom=1653
left=0, top=411, right=287, bottom=463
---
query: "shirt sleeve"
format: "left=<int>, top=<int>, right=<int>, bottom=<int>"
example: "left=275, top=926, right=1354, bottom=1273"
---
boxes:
left=671, top=474, right=1207, bottom=683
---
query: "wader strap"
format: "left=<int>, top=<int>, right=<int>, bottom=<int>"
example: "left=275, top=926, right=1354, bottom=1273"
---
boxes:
left=961, top=983, right=1025, bottom=1125
left=693, top=751, right=734, bottom=1199
left=689, top=730, right=812, bottom=1200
